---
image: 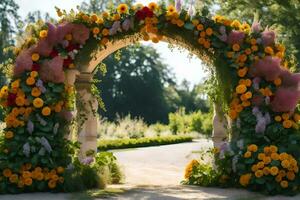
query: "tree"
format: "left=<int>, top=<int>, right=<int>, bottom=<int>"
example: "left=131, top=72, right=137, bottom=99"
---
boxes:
left=96, top=45, right=176, bottom=124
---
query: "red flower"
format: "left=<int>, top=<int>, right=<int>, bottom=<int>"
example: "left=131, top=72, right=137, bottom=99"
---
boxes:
left=32, top=63, right=40, bottom=71
left=50, top=50, right=59, bottom=58
left=66, top=44, right=79, bottom=52
left=7, top=93, right=17, bottom=107
left=135, top=7, right=154, bottom=21
left=63, top=56, right=73, bottom=68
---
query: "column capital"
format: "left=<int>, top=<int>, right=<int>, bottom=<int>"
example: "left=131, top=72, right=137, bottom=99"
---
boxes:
left=75, top=72, right=94, bottom=91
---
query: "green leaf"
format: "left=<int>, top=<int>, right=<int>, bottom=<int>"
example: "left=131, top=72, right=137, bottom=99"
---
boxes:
left=184, top=23, right=194, bottom=30
left=255, top=178, right=265, bottom=184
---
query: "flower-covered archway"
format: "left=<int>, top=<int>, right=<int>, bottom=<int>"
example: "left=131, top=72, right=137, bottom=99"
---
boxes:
left=0, top=1, right=300, bottom=195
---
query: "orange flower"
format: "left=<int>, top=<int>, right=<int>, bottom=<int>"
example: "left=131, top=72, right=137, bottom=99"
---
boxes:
left=283, top=120, right=293, bottom=128
left=65, top=34, right=72, bottom=41
left=264, top=46, right=274, bottom=55
left=33, top=98, right=44, bottom=108
left=274, top=78, right=282, bottom=86
left=101, top=37, right=109, bottom=45
left=24, top=177, right=33, bottom=186
left=275, top=116, right=282, bottom=122
left=236, top=84, right=247, bottom=94
left=239, top=173, right=251, bottom=186
left=31, top=87, right=41, bottom=97
left=203, top=41, right=211, bottom=49
left=197, top=24, right=204, bottom=31
left=31, top=53, right=40, bottom=62
left=287, top=171, right=295, bottom=181
left=3, top=168, right=12, bottom=177
left=9, top=174, right=18, bottom=183
left=228, top=109, right=237, bottom=119
left=251, top=45, right=258, bottom=51
left=42, top=106, right=51, bottom=116
left=255, top=170, right=263, bottom=178
left=280, top=180, right=288, bottom=188
left=39, top=30, right=48, bottom=38
left=26, top=77, right=35, bottom=86
left=251, top=164, right=258, bottom=172
left=205, top=28, right=213, bottom=36
left=102, top=28, right=109, bottom=36
left=5, top=131, right=14, bottom=139
left=48, top=179, right=57, bottom=189
left=244, top=151, right=252, bottom=158
left=247, top=144, right=258, bottom=152
left=57, top=166, right=64, bottom=174
left=237, top=67, right=248, bottom=77
left=92, top=27, right=100, bottom=35
left=232, top=44, right=240, bottom=51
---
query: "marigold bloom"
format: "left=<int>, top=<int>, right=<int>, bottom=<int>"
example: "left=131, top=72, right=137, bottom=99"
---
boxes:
left=33, top=98, right=44, bottom=108
left=39, top=30, right=48, bottom=38
left=239, top=173, right=251, bottom=186
left=236, top=84, right=247, bottom=94
left=117, top=4, right=128, bottom=14
left=31, top=53, right=40, bottom=62
left=42, top=106, right=51, bottom=116
left=280, top=180, right=288, bottom=188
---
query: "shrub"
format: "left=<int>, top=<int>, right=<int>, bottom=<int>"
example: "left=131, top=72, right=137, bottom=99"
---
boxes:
left=98, top=135, right=193, bottom=151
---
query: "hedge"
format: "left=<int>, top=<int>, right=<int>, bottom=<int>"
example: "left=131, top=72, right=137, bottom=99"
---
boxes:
left=98, top=135, right=193, bottom=151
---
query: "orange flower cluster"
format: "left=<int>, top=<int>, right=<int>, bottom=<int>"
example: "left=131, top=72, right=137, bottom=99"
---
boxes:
left=274, top=113, right=300, bottom=129
left=184, top=159, right=199, bottom=179
left=241, top=144, right=298, bottom=189
left=141, top=16, right=163, bottom=43
left=2, top=165, right=65, bottom=189
left=195, top=21, right=213, bottom=49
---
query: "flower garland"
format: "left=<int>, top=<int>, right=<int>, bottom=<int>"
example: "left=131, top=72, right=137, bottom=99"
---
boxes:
left=0, top=1, right=299, bottom=194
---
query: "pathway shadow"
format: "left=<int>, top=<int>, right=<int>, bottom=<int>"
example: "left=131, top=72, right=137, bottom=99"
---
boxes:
left=103, top=184, right=300, bottom=200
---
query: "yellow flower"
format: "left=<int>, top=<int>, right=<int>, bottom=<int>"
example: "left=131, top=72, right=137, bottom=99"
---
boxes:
left=244, top=151, right=252, bottom=158
left=0, top=85, right=8, bottom=97
left=257, top=161, right=265, bottom=169
left=148, top=2, right=158, bottom=10
left=280, top=180, right=288, bottom=188
left=235, top=84, right=247, bottom=94
left=263, top=156, right=271, bottom=164
left=5, top=131, right=14, bottom=139
left=270, top=166, right=279, bottom=176
left=31, top=87, right=41, bottom=97
left=117, top=4, right=128, bottom=14
left=26, top=77, right=35, bottom=86
left=42, top=106, right=51, bottom=116
left=90, top=14, right=98, bottom=22
left=282, top=113, right=290, bottom=120
left=167, top=5, right=176, bottom=16
left=113, top=14, right=121, bottom=21
left=283, top=120, right=293, bottom=128
left=39, top=30, right=48, bottom=38
left=275, top=116, right=282, bottom=122
left=239, top=173, right=251, bottom=187
left=31, top=53, right=40, bottom=62
left=279, top=153, right=289, bottom=161
left=33, top=98, right=44, bottom=108
left=255, top=170, right=263, bottom=178
left=57, top=166, right=64, bottom=174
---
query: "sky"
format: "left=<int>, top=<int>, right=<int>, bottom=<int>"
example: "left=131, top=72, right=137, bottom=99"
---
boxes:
left=15, top=0, right=207, bottom=87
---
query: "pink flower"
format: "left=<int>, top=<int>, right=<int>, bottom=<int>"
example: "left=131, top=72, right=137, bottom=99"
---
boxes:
left=271, top=87, right=300, bottom=112
left=40, top=56, right=65, bottom=83
left=251, top=21, right=261, bottom=33
left=72, top=24, right=90, bottom=45
left=227, top=30, right=245, bottom=45
left=251, top=56, right=282, bottom=81
left=280, top=70, right=300, bottom=88
left=261, top=29, right=276, bottom=46
left=32, top=39, right=53, bottom=57
left=14, top=49, right=33, bottom=76
left=46, top=23, right=58, bottom=44
left=56, top=22, right=74, bottom=43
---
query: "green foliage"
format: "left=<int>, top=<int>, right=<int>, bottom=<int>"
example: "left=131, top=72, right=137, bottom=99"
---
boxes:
left=98, top=135, right=193, bottom=151
left=168, top=108, right=213, bottom=135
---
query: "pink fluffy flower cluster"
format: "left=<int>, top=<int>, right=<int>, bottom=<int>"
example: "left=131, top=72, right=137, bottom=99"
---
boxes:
left=14, top=22, right=90, bottom=83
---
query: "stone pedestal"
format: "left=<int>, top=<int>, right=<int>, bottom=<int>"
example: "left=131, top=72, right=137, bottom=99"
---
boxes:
left=212, top=104, right=227, bottom=149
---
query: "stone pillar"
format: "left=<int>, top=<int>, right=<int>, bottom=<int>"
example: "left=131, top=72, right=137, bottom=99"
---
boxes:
left=75, top=73, right=98, bottom=158
left=212, top=103, right=227, bottom=149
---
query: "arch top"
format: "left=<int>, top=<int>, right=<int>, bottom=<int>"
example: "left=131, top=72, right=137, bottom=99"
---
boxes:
left=1, top=1, right=300, bottom=195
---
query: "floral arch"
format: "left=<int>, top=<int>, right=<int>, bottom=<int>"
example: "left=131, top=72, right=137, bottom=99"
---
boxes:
left=0, top=1, right=300, bottom=195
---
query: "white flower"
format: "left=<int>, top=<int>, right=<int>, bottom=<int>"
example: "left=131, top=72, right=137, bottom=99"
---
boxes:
left=40, top=137, right=52, bottom=153
left=23, top=143, right=30, bottom=157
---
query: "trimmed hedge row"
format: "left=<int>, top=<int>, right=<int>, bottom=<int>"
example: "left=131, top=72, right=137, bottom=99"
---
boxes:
left=97, top=135, right=193, bottom=151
